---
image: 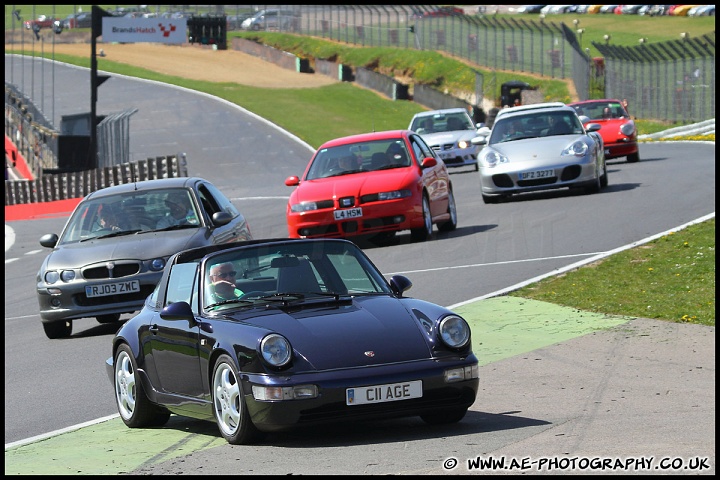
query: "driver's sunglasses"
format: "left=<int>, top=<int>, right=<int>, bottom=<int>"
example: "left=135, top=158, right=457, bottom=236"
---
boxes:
left=213, top=271, right=237, bottom=279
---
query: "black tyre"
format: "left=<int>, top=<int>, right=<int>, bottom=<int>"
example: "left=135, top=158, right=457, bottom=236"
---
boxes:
left=627, top=151, right=640, bottom=163
left=212, top=354, right=260, bottom=445
left=420, top=408, right=468, bottom=425
left=410, top=195, right=433, bottom=242
left=96, top=313, right=121, bottom=324
left=43, top=320, right=72, bottom=339
left=482, top=193, right=501, bottom=204
left=438, top=188, right=458, bottom=232
left=585, top=166, right=602, bottom=194
left=114, top=344, right=170, bottom=428
left=600, top=160, right=609, bottom=188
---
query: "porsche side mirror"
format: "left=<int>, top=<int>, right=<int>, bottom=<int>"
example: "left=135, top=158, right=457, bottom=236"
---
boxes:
left=160, top=301, right=195, bottom=321
left=389, top=275, right=412, bottom=296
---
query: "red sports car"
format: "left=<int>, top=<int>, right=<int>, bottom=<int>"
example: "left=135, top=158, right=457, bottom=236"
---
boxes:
left=285, top=130, right=457, bottom=242
left=568, top=99, right=640, bottom=163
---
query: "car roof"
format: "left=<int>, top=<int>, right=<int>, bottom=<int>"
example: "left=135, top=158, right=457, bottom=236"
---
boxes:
left=494, top=102, right=573, bottom=120
left=173, top=237, right=353, bottom=264
left=83, top=177, right=202, bottom=200
left=318, top=130, right=410, bottom=149
left=412, top=108, right=469, bottom=119
left=567, top=99, right=624, bottom=106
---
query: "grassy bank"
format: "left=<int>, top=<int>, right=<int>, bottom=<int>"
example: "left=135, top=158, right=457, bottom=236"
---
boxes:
left=510, top=218, right=715, bottom=326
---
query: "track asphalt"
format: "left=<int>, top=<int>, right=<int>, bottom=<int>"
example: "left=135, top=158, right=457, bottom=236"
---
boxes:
left=4, top=127, right=714, bottom=475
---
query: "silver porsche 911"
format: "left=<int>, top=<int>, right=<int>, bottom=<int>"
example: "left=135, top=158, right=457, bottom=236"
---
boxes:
left=473, top=103, right=607, bottom=204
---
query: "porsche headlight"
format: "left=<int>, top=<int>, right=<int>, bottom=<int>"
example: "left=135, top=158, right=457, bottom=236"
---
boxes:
left=561, top=140, right=588, bottom=157
left=438, top=315, right=471, bottom=349
left=620, top=121, right=636, bottom=137
left=290, top=201, right=319, bottom=213
left=482, top=150, right=508, bottom=167
left=377, top=189, right=412, bottom=201
left=260, top=334, right=292, bottom=367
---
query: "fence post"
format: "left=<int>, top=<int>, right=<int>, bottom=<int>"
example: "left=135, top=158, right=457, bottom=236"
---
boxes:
left=468, top=34, right=478, bottom=51
left=389, top=29, right=398, bottom=45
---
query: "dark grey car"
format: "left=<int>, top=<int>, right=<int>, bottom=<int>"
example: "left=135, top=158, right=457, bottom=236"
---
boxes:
left=36, top=177, right=253, bottom=339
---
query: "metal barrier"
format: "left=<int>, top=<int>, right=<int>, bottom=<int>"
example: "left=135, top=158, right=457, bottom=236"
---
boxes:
left=4, top=154, right=188, bottom=205
left=594, top=34, right=716, bottom=124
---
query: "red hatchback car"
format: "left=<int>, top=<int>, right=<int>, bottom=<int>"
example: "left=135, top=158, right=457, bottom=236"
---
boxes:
left=568, top=99, right=640, bottom=163
left=285, top=130, right=457, bottom=242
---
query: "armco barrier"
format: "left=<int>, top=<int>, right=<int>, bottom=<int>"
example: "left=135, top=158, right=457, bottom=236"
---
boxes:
left=355, top=68, right=409, bottom=101
left=4, top=154, right=188, bottom=206
left=413, top=84, right=472, bottom=111
left=315, top=59, right=354, bottom=82
left=230, top=37, right=310, bottom=73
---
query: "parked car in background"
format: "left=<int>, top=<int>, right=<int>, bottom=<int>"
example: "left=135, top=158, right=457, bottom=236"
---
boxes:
left=472, top=102, right=607, bottom=203
left=512, top=5, right=547, bottom=14
left=36, top=177, right=252, bottom=339
left=409, top=108, right=482, bottom=171
left=568, top=99, right=640, bottom=163
left=106, top=237, right=479, bottom=444
left=227, top=13, right=253, bottom=30
left=23, top=14, right=59, bottom=30
left=61, top=12, right=92, bottom=29
left=241, top=8, right=300, bottom=31
left=285, top=130, right=457, bottom=243
left=671, top=4, right=701, bottom=16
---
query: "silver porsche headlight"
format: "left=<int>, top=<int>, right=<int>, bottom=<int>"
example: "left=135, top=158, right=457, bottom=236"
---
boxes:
left=438, top=315, right=471, bottom=349
left=561, top=140, right=588, bottom=157
left=260, top=334, right=292, bottom=367
left=481, top=150, right=508, bottom=167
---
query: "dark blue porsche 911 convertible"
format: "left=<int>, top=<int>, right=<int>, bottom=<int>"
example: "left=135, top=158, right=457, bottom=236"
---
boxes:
left=106, top=238, right=479, bottom=444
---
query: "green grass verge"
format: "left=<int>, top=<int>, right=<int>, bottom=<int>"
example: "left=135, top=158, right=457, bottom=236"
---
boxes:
left=510, top=219, right=715, bottom=326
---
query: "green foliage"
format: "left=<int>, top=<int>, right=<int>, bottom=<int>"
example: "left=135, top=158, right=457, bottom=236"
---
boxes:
left=511, top=219, right=715, bottom=326
left=235, top=32, right=575, bottom=106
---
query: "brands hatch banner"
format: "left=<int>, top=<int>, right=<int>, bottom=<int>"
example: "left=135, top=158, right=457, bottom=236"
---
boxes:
left=102, top=18, right=187, bottom=44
